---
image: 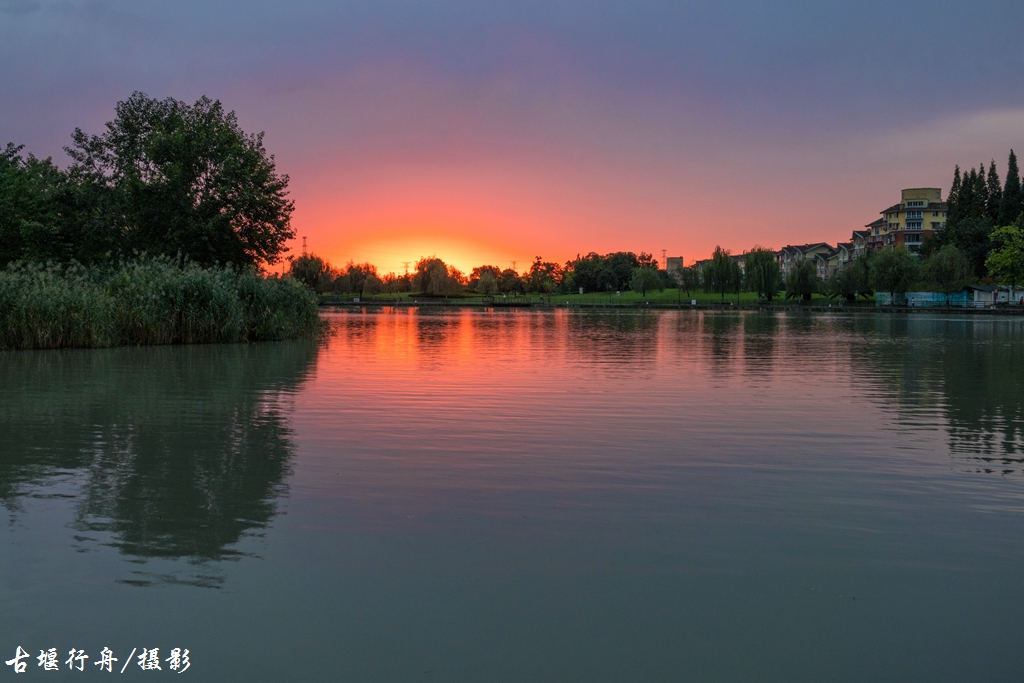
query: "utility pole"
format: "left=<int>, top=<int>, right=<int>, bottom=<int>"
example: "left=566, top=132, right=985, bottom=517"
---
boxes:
left=511, top=260, right=517, bottom=272
left=402, top=262, right=411, bottom=276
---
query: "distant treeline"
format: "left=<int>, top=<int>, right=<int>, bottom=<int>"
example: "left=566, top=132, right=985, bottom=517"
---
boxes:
left=708, top=244, right=991, bottom=305
left=289, top=251, right=674, bottom=298
left=291, top=240, right=1020, bottom=306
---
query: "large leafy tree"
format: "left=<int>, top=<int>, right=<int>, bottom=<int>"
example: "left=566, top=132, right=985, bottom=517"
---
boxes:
left=606, top=252, right=641, bottom=289
left=635, top=252, right=657, bottom=269
left=568, top=253, right=604, bottom=292
left=986, top=220, right=1024, bottom=302
left=497, top=268, right=525, bottom=294
left=923, top=245, right=972, bottom=306
left=526, top=257, right=562, bottom=294
left=65, top=92, right=294, bottom=267
left=744, top=247, right=783, bottom=301
left=568, top=251, right=640, bottom=292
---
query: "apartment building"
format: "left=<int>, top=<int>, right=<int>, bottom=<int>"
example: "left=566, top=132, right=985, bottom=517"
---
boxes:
left=777, top=243, right=833, bottom=277
left=850, top=230, right=870, bottom=259
left=872, top=188, right=947, bottom=254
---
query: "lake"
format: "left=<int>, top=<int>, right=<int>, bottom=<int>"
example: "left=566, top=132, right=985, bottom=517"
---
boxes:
left=2, top=308, right=1023, bottom=681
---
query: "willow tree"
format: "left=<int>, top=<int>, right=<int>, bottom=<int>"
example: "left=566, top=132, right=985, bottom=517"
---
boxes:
left=871, top=246, right=920, bottom=304
left=288, top=253, right=332, bottom=292
left=785, top=260, right=818, bottom=301
left=413, top=257, right=459, bottom=295
left=924, top=245, right=972, bottom=306
left=744, top=247, right=783, bottom=301
left=702, top=246, right=740, bottom=303
left=630, top=266, right=662, bottom=299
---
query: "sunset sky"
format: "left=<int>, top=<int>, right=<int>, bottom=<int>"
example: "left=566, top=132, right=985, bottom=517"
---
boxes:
left=3, top=0, right=1023, bottom=273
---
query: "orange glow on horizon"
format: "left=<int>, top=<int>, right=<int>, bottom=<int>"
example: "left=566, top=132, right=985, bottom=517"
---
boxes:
left=282, top=157, right=701, bottom=276
left=287, top=172, right=580, bottom=275
left=312, top=230, right=534, bottom=277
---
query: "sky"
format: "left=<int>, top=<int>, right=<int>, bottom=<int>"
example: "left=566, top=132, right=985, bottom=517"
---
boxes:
left=2, top=0, right=1024, bottom=274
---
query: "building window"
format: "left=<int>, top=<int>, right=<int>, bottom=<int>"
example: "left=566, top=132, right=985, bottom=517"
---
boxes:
left=906, top=211, right=922, bottom=219
left=906, top=221, right=922, bottom=229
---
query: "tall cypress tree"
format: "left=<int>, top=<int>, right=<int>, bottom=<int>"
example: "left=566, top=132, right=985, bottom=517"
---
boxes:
left=972, top=163, right=989, bottom=219
left=987, top=159, right=1003, bottom=222
left=948, top=165, right=962, bottom=226
left=1000, top=149, right=1023, bottom=225
left=960, top=168, right=976, bottom=220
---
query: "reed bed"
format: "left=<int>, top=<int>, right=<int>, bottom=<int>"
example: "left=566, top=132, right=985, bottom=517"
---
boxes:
left=0, top=258, right=321, bottom=350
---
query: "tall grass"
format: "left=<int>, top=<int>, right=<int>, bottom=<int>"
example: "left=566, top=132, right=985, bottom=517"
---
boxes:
left=0, top=257, right=321, bottom=350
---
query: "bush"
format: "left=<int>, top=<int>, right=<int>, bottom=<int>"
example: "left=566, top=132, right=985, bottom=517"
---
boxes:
left=0, top=256, right=320, bottom=350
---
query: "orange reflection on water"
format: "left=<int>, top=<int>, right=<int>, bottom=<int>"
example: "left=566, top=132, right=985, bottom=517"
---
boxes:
left=289, top=308, right=1024, bottom=535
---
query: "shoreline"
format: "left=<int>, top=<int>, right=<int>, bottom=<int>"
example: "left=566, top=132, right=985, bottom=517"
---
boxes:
left=318, top=300, right=1024, bottom=315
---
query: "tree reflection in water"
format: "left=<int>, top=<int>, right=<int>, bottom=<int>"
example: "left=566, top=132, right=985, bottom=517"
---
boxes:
left=933, top=321, right=1024, bottom=473
left=852, top=315, right=1024, bottom=475
left=0, top=341, right=318, bottom=586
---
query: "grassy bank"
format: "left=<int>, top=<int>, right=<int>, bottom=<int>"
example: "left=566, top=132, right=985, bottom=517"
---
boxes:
left=0, top=258, right=321, bottom=350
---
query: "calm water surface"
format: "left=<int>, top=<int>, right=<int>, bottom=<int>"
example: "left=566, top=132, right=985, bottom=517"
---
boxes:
left=2, top=309, right=1024, bottom=681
